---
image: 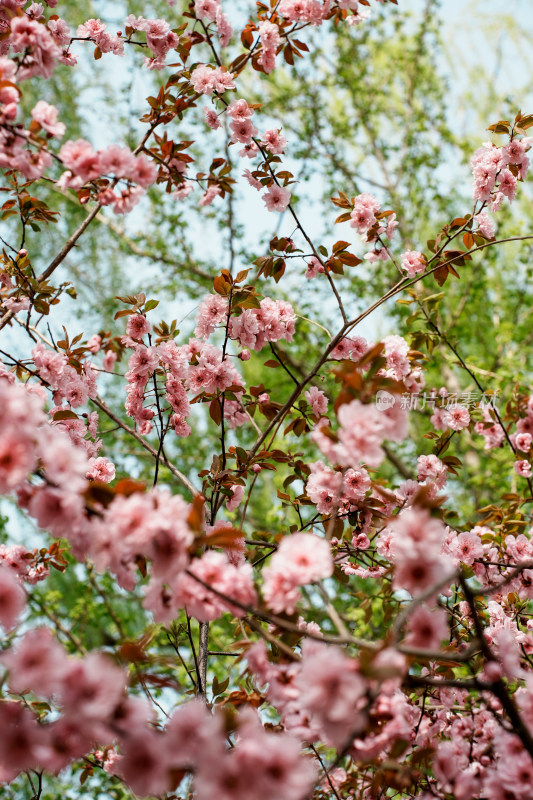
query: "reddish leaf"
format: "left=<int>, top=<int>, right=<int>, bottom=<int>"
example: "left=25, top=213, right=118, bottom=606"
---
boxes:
left=187, top=495, right=205, bottom=534
left=213, top=275, right=231, bottom=296
left=209, top=397, right=222, bottom=425
left=332, top=240, right=350, bottom=253
left=53, top=409, right=79, bottom=421
left=114, top=478, right=147, bottom=496
left=433, top=264, right=449, bottom=286
left=335, top=211, right=352, bottom=224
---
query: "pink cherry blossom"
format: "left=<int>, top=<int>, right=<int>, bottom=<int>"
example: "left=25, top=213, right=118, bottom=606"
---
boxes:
left=10, top=16, right=61, bottom=79
left=332, top=399, right=388, bottom=468
left=172, top=551, right=256, bottom=622
left=263, top=184, right=291, bottom=212
left=190, top=65, right=216, bottom=94
left=451, top=531, right=484, bottom=565
left=383, top=506, right=452, bottom=594
left=499, top=168, right=517, bottom=200
left=216, top=9, right=233, bottom=46
left=306, top=461, right=344, bottom=514
left=404, top=604, right=448, bottom=650
left=86, top=456, right=116, bottom=483
left=262, top=128, right=287, bottom=154
left=31, top=100, right=65, bottom=137
left=475, top=210, right=495, bottom=238
left=114, top=730, right=171, bottom=797
left=59, top=139, right=100, bottom=181
left=445, top=405, right=470, bottom=431
left=297, top=641, right=368, bottom=748
left=515, top=432, right=533, bottom=452
left=263, top=533, right=332, bottom=614
left=305, top=386, right=328, bottom=416
left=194, top=0, right=219, bottom=21
left=343, top=467, right=371, bottom=501
left=1, top=627, right=67, bottom=696
left=305, top=256, right=324, bottom=278
left=126, top=313, right=151, bottom=341
left=0, top=568, right=25, bottom=631
left=227, top=98, right=253, bottom=120
left=204, top=106, right=221, bottom=129
left=515, top=459, right=532, bottom=478
left=350, top=193, right=380, bottom=235
left=257, top=20, right=281, bottom=73
left=243, top=168, right=263, bottom=190
left=199, top=184, right=221, bottom=206
left=400, top=249, right=426, bottom=278
left=227, top=484, right=245, bottom=511
left=230, top=117, right=258, bottom=144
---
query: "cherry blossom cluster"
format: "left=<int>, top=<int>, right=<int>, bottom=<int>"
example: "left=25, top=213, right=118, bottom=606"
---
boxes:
left=0, top=59, right=57, bottom=180
left=0, top=370, right=89, bottom=496
left=118, top=295, right=296, bottom=436
left=471, top=134, right=530, bottom=209
left=0, top=543, right=50, bottom=586
left=413, top=673, right=533, bottom=799
left=474, top=404, right=506, bottom=450
left=257, top=20, right=281, bottom=73
left=0, top=369, right=258, bottom=623
left=0, top=629, right=316, bottom=799
left=0, top=0, right=390, bottom=221
left=204, top=96, right=291, bottom=210
left=349, top=192, right=398, bottom=262
left=229, top=297, right=296, bottom=350
left=7, top=14, right=63, bottom=79
left=191, top=64, right=236, bottom=95
left=76, top=17, right=125, bottom=56
left=311, top=334, right=421, bottom=472
left=0, top=71, right=155, bottom=212
left=278, top=0, right=332, bottom=25
left=378, top=506, right=451, bottom=595
left=57, top=140, right=157, bottom=213
left=124, top=15, right=181, bottom=68
left=228, top=98, right=258, bottom=145
left=262, top=533, right=333, bottom=614
left=473, top=391, right=533, bottom=477
left=430, top=387, right=472, bottom=432
left=122, top=314, right=245, bottom=436
left=247, top=638, right=413, bottom=756
left=193, top=0, right=233, bottom=49
left=0, top=363, right=343, bottom=632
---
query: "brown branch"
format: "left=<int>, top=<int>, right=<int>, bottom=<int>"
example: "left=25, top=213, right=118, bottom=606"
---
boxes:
left=459, top=574, right=533, bottom=759
left=91, top=396, right=199, bottom=497
left=0, top=122, right=160, bottom=333
left=197, top=620, right=210, bottom=698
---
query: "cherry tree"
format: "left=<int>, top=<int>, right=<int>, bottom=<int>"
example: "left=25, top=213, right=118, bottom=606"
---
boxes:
left=1, top=0, right=533, bottom=798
